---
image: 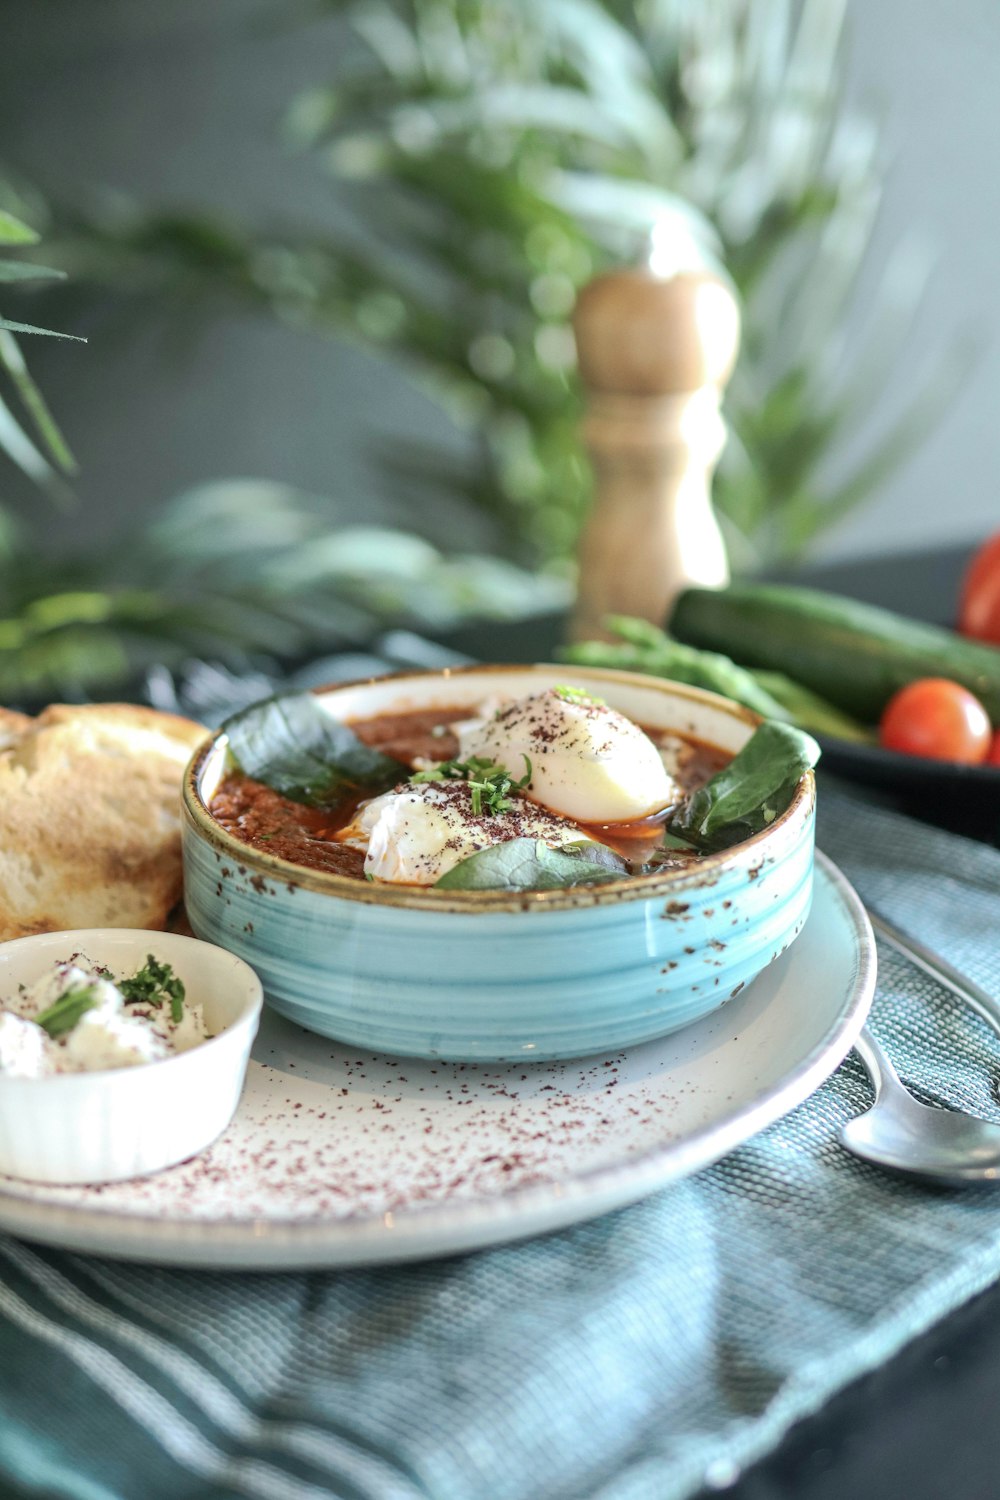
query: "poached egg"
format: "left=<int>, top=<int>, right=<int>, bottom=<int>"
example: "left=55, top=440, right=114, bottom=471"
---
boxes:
left=344, top=779, right=586, bottom=885
left=457, top=686, right=679, bottom=824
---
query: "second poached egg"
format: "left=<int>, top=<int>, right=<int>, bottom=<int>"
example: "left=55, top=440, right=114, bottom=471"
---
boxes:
left=345, top=779, right=588, bottom=885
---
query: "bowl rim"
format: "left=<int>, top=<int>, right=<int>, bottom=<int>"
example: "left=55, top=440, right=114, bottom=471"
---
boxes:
left=182, top=663, right=816, bottom=914
left=0, top=928, right=263, bottom=1086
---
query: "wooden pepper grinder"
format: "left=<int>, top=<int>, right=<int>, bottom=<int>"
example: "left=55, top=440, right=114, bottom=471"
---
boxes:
left=570, top=263, right=740, bottom=640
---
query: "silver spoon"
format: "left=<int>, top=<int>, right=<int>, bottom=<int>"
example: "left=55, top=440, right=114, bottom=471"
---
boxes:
left=841, top=910, right=1000, bottom=1183
left=841, top=1026, right=1000, bottom=1185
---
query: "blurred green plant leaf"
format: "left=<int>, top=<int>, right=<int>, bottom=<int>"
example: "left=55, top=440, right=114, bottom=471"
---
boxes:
left=0, top=478, right=571, bottom=702
left=0, top=388, right=57, bottom=487
left=0, top=331, right=78, bottom=475
left=0, top=189, right=81, bottom=486
left=0, top=261, right=67, bottom=283
left=0, top=317, right=85, bottom=340
left=0, top=210, right=39, bottom=246
left=34, top=0, right=955, bottom=576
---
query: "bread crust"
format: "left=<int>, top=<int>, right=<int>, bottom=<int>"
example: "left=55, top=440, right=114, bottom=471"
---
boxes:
left=0, top=702, right=206, bottom=940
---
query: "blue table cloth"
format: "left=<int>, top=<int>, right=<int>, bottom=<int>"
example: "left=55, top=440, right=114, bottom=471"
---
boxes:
left=4, top=718, right=1000, bottom=1498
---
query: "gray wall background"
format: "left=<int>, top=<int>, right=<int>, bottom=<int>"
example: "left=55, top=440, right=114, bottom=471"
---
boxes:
left=0, top=0, right=997, bottom=565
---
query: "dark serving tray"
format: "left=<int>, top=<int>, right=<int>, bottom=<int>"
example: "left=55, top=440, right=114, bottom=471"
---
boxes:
left=771, top=542, right=1000, bottom=841
left=439, top=539, right=1000, bottom=843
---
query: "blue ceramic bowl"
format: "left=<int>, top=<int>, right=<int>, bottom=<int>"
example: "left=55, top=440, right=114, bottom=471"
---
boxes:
left=182, top=666, right=815, bottom=1061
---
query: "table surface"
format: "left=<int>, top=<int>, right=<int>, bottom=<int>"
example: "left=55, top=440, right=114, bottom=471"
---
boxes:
left=722, top=544, right=1000, bottom=1500
left=442, top=542, right=1000, bottom=1500
left=9, top=542, right=996, bottom=1500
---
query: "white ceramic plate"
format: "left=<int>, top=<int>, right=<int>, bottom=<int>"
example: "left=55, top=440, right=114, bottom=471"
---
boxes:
left=0, top=853, right=873, bottom=1269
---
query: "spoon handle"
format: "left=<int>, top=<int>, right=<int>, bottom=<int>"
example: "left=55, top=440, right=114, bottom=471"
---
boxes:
left=868, top=908, right=1000, bottom=1040
left=853, top=1024, right=906, bottom=1096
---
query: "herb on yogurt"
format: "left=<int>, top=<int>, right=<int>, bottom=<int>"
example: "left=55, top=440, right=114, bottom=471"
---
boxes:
left=35, top=985, right=102, bottom=1038
left=410, top=755, right=532, bottom=817
left=120, top=955, right=186, bottom=1024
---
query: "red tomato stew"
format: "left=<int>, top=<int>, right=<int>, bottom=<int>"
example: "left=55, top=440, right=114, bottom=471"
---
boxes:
left=208, top=705, right=732, bottom=881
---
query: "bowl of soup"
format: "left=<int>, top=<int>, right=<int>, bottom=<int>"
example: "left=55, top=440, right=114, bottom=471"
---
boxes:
left=181, top=665, right=816, bottom=1061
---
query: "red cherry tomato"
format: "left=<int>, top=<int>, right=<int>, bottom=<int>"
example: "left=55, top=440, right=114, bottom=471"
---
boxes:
left=987, top=730, right=1000, bottom=767
left=959, top=532, right=1000, bottom=644
left=879, top=678, right=992, bottom=764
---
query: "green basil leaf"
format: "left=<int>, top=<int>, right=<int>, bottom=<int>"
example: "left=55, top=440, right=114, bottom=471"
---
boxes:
left=223, top=691, right=406, bottom=807
left=657, top=829, right=699, bottom=851
left=559, top=839, right=631, bottom=874
left=669, top=721, right=820, bottom=853
left=435, top=837, right=626, bottom=891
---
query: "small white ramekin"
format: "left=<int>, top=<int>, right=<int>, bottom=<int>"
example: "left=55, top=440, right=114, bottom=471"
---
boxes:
left=0, top=929, right=262, bottom=1184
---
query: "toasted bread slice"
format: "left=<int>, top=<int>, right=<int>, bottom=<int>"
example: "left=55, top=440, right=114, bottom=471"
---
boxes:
left=0, top=703, right=206, bottom=940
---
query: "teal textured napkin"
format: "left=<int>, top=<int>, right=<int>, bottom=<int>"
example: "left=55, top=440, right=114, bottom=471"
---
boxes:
left=4, top=780, right=1000, bottom=1500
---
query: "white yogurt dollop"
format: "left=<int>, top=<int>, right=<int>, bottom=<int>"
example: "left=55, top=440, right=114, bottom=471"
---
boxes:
left=63, top=1006, right=169, bottom=1071
left=0, top=1011, right=55, bottom=1078
left=19, top=962, right=121, bottom=1021
left=0, top=956, right=208, bottom=1078
left=458, top=686, right=679, bottom=824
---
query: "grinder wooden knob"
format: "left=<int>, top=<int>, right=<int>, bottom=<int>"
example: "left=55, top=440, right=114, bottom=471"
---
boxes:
left=570, top=265, right=740, bottom=640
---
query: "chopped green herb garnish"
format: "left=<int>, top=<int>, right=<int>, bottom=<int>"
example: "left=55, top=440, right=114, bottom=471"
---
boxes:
left=410, top=755, right=532, bottom=817
left=120, top=954, right=186, bottom=1024
left=553, top=684, right=604, bottom=706
left=35, top=984, right=102, bottom=1038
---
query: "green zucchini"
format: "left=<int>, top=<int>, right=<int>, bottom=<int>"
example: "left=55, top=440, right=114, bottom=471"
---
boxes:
left=670, top=583, right=1000, bottom=723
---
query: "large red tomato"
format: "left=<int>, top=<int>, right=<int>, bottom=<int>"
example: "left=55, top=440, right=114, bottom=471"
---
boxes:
left=879, top=678, right=992, bottom=763
left=958, top=532, right=1000, bottom=644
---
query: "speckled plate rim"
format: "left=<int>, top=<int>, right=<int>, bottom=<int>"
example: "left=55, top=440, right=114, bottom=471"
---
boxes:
left=0, top=853, right=874, bottom=1270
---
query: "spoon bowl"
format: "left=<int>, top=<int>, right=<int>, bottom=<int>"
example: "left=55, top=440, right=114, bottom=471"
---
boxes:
left=841, top=1026, right=1000, bottom=1185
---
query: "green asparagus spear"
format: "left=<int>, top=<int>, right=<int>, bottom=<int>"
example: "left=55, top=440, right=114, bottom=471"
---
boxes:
left=561, top=621, right=788, bottom=719
left=560, top=616, right=872, bottom=742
